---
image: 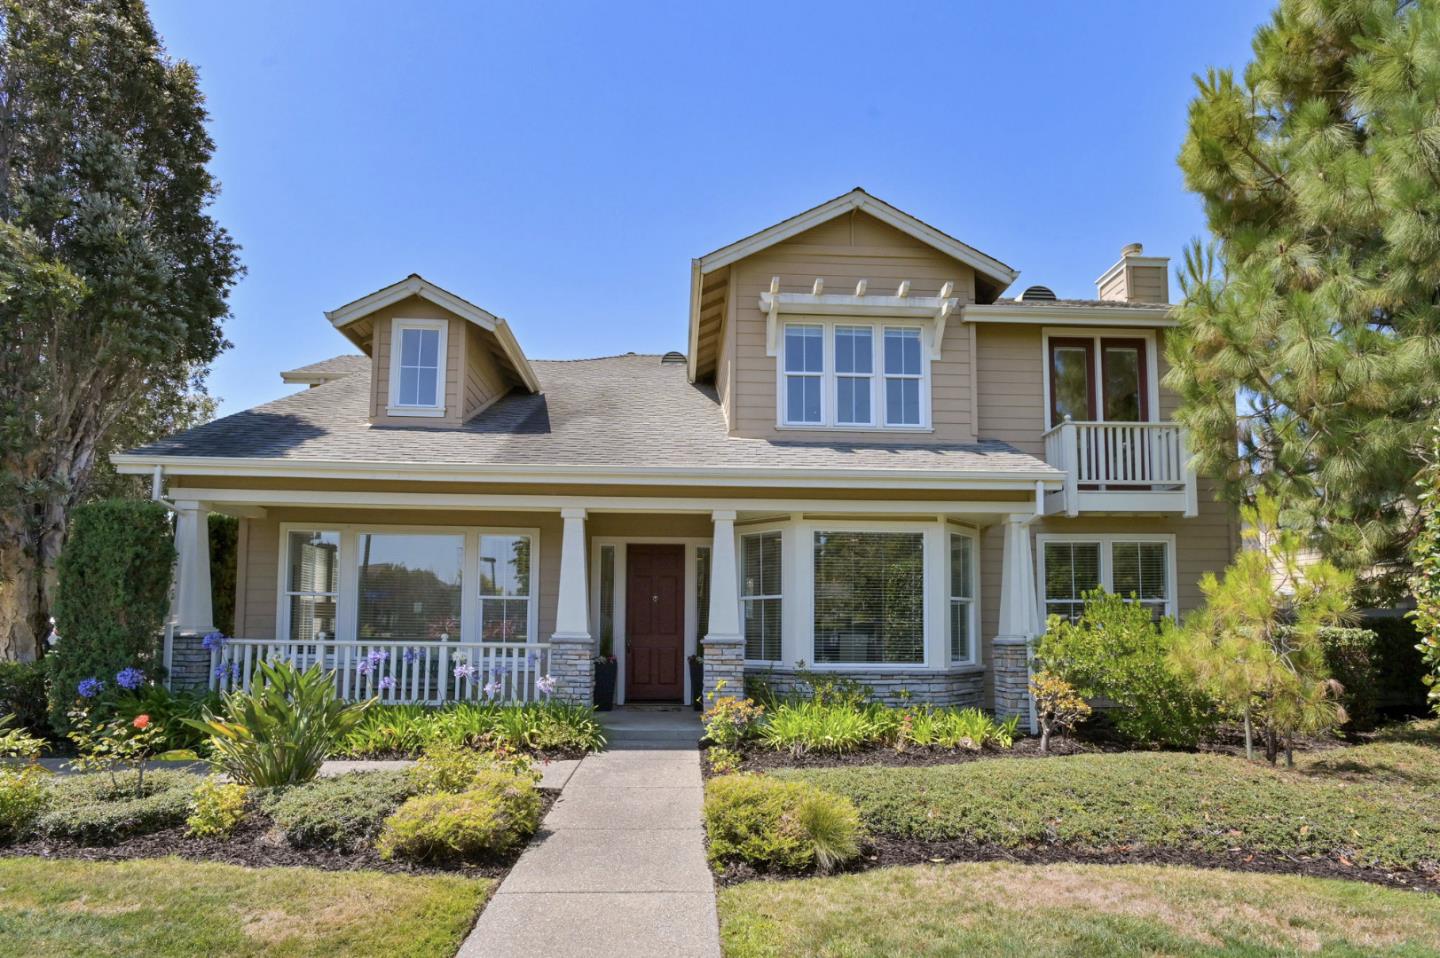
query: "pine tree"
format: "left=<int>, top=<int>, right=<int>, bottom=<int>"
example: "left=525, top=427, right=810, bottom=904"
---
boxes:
left=1408, top=427, right=1440, bottom=715
left=0, top=0, right=242, bottom=660
left=1167, top=0, right=1440, bottom=600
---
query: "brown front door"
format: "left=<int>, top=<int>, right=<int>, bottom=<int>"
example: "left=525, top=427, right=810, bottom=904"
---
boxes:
left=625, top=543, right=685, bottom=701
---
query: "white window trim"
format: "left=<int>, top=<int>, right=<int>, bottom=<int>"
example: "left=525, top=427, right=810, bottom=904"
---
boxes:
left=1040, top=327, right=1160, bottom=430
left=833, top=325, right=876, bottom=427
left=740, top=528, right=786, bottom=665
left=1034, top=532, right=1178, bottom=623
left=777, top=318, right=933, bottom=432
left=276, top=522, right=540, bottom=646
left=588, top=536, right=712, bottom=706
left=946, top=525, right=980, bottom=666
left=387, top=317, right=449, bottom=417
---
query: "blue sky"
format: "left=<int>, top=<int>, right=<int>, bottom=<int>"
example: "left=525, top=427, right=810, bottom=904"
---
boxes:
left=147, top=0, right=1274, bottom=417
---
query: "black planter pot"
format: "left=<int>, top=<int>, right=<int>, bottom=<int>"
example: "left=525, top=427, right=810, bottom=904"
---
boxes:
left=688, top=657, right=704, bottom=711
left=593, top=658, right=617, bottom=711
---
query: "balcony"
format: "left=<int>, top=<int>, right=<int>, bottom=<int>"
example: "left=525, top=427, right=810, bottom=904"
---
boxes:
left=1042, top=420, right=1198, bottom=517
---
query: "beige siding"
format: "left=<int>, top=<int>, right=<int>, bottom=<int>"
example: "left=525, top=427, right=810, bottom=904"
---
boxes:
left=726, top=210, right=979, bottom=443
left=367, top=295, right=467, bottom=426
left=1128, top=264, right=1169, bottom=304
left=463, top=323, right=509, bottom=419
left=975, top=325, right=1047, bottom=456
left=237, top=517, right=279, bottom=639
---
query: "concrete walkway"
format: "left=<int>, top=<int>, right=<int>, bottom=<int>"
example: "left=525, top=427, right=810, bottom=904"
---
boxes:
left=459, top=727, right=718, bottom=957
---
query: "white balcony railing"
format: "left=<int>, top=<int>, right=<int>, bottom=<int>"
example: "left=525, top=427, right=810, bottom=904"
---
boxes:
left=209, top=638, right=552, bottom=705
left=1043, top=419, right=1198, bottom=517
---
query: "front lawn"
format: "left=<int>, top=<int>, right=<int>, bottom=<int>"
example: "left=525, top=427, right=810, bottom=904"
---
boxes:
left=0, top=857, right=489, bottom=958
left=718, top=862, right=1440, bottom=957
left=771, top=744, right=1440, bottom=878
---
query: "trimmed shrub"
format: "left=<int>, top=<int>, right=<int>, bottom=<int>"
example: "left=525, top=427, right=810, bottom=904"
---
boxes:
left=703, top=773, right=862, bottom=873
left=186, top=777, right=248, bottom=839
left=37, top=770, right=194, bottom=844
left=0, top=765, right=49, bottom=843
left=1318, top=627, right=1379, bottom=733
left=0, top=661, right=51, bottom=738
left=377, top=770, right=542, bottom=862
left=407, top=742, right=538, bottom=795
left=264, top=770, right=413, bottom=851
left=48, top=500, right=174, bottom=732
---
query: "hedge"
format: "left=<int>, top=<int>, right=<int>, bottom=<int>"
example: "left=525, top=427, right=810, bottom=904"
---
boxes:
left=1361, top=612, right=1430, bottom=713
left=1317, top=626, right=1378, bottom=733
left=48, top=500, right=174, bottom=731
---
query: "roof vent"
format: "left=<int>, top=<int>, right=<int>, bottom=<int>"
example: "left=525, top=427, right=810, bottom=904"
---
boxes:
left=660, top=351, right=687, bottom=365
left=1019, top=285, right=1058, bottom=302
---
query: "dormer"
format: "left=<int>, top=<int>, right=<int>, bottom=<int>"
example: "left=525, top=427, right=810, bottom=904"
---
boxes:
left=324, top=274, right=539, bottom=427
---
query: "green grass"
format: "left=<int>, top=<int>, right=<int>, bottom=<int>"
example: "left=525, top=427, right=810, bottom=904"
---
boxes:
left=774, top=744, right=1440, bottom=872
left=718, top=862, right=1440, bottom=957
left=0, top=857, right=490, bottom=958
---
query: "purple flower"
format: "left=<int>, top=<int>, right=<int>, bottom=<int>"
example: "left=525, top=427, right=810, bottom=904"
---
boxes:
left=403, top=647, right=420, bottom=664
left=201, top=632, right=228, bottom=651
left=482, top=679, right=503, bottom=699
left=493, top=664, right=510, bottom=678
left=77, top=677, right=104, bottom=699
left=115, top=667, right=145, bottom=691
left=526, top=650, right=540, bottom=666
left=367, top=649, right=389, bottom=666
left=378, top=675, right=396, bottom=690
left=453, top=663, right=477, bottom=681
left=213, top=661, right=241, bottom=681
left=535, top=674, right=557, bottom=697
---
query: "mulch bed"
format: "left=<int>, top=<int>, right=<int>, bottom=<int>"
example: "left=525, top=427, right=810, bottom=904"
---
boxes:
left=714, top=835, right=1440, bottom=894
left=3, top=789, right=557, bottom=880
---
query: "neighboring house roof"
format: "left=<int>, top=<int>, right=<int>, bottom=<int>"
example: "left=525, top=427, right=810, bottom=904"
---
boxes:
left=325, top=273, right=541, bottom=393
left=118, top=354, right=1057, bottom=485
left=688, top=188, right=1020, bottom=383
left=278, top=354, right=370, bottom=386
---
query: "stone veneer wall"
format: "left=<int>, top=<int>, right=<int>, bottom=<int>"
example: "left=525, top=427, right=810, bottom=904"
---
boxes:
left=744, top=666, right=986, bottom=708
left=168, top=631, right=212, bottom=693
left=990, top=640, right=1032, bottom=720
left=548, top=637, right=595, bottom=706
left=701, top=638, right=745, bottom=701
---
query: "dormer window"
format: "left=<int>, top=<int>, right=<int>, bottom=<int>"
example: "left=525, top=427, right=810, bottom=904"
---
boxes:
left=388, top=318, right=448, bottom=417
left=779, top=319, right=930, bottom=430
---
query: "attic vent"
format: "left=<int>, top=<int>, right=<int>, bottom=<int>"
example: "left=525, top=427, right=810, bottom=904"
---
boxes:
left=1019, top=285, right=1058, bottom=302
left=660, top=351, right=687, bottom=365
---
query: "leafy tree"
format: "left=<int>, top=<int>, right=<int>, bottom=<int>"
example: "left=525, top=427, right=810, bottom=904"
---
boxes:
left=0, top=0, right=241, bottom=660
left=1166, top=0, right=1440, bottom=599
left=1172, top=497, right=1352, bottom=764
left=1410, top=427, right=1440, bottom=715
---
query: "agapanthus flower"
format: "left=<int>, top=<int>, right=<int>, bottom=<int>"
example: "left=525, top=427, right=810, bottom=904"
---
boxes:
left=115, top=667, right=145, bottom=691
left=526, top=650, right=540, bottom=666
left=77, top=677, right=104, bottom=699
left=482, top=679, right=504, bottom=698
left=535, top=674, right=557, bottom=697
left=453, top=663, right=477, bottom=681
left=378, top=675, right=396, bottom=690
left=201, top=631, right=228, bottom=651
left=403, top=647, right=420, bottom=664
left=213, top=661, right=241, bottom=681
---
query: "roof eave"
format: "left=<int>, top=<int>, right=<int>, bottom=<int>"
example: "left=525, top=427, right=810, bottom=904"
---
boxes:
left=964, top=302, right=1176, bottom=327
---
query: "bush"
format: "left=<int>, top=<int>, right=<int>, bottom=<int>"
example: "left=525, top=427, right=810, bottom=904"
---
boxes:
left=37, top=770, right=194, bottom=844
left=408, top=742, right=538, bottom=795
left=0, top=713, right=45, bottom=760
left=377, top=770, right=541, bottom=862
left=703, top=774, right=862, bottom=873
left=186, top=777, right=248, bottom=839
left=1363, top=613, right=1431, bottom=712
left=1318, top=627, right=1379, bottom=733
left=896, top=706, right=1018, bottom=751
left=1037, top=590, right=1217, bottom=747
left=1028, top=671, right=1091, bottom=753
left=112, top=685, right=219, bottom=753
left=333, top=701, right=606, bottom=758
left=0, top=765, right=49, bottom=843
left=189, top=660, right=372, bottom=787
left=263, top=770, right=413, bottom=851
left=48, top=500, right=174, bottom=733
left=702, top=694, right=765, bottom=747
left=0, top=661, right=51, bottom=738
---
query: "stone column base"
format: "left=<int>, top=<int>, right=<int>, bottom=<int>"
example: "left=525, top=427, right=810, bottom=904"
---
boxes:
left=991, top=638, right=1032, bottom=722
left=168, top=631, right=213, bottom=693
left=701, top=635, right=744, bottom=703
left=549, top=633, right=595, bottom=706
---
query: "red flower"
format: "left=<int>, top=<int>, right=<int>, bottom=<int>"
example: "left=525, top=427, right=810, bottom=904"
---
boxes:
left=132, top=714, right=151, bottom=730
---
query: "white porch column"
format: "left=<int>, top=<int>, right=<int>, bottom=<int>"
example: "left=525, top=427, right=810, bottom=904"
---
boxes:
left=702, top=510, right=745, bottom=700
left=993, top=513, right=1040, bottom=729
left=549, top=508, right=594, bottom=705
left=173, top=500, right=214, bottom=635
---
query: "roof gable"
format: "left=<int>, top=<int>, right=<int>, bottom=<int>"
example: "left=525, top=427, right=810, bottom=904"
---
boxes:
left=325, top=274, right=540, bottom=393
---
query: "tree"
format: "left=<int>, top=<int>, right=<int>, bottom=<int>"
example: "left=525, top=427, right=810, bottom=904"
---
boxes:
left=1166, top=0, right=1440, bottom=600
left=1409, top=427, right=1440, bottom=715
left=1172, top=497, right=1352, bottom=765
left=0, top=0, right=242, bottom=660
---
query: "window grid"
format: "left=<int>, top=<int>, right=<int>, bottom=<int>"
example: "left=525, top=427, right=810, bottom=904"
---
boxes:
left=833, top=326, right=874, bottom=426
left=284, top=530, right=340, bottom=643
left=397, top=326, right=441, bottom=407
left=883, top=327, right=923, bottom=426
left=477, top=534, right=533, bottom=644
left=783, top=325, right=824, bottom=424
left=1041, top=538, right=1173, bottom=624
left=781, top=321, right=927, bottom=430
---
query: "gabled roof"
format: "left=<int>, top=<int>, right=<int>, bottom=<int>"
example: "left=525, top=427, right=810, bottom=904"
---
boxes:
left=687, top=189, right=1019, bottom=382
left=279, top=354, right=370, bottom=386
left=325, top=274, right=541, bottom=393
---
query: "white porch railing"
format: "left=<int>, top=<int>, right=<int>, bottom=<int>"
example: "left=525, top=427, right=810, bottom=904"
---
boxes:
left=209, top=638, right=552, bottom=705
left=1043, top=419, right=1198, bottom=517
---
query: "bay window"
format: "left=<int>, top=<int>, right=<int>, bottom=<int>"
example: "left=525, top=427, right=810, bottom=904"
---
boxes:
left=780, top=320, right=928, bottom=430
left=813, top=531, right=924, bottom=665
left=741, top=532, right=782, bottom=661
left=1040, top=536, right=1174, bottom=623
left=949, top=533, right=976, bottom=663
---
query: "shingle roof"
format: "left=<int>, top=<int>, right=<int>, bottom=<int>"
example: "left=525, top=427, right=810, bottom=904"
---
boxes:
left=128, top=354, right=1054, bottom=477
left=279, top=354, right=370, bottom=381
left=993, top=297, right=1169, bottom=310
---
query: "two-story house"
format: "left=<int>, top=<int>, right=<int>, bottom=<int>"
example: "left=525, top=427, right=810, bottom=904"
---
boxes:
left=114, top=189, right=1238, bottom=719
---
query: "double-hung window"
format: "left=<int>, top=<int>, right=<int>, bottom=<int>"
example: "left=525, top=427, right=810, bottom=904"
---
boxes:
left=478, top=534, right=533, bottom=643
left=949, top=533, right=976, bottom=663
left=284, top=530, right=340, bottom=642
left=1040, top=536, right=1174, bottom=624
left=884, top=327, right=923, bottom=426
left=783, top=325, right=824, bottom=424
left=741, top=532, right=782, bottom=661
left=813, top=531, right=925, bottom=665
left=833, top=326, right=873, bottom=425
left=388, top=319, right=447, bottom=416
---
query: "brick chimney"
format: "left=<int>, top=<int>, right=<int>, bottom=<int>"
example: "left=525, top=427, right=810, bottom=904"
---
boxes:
left=1095, top=243, right=1169, bottom=304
